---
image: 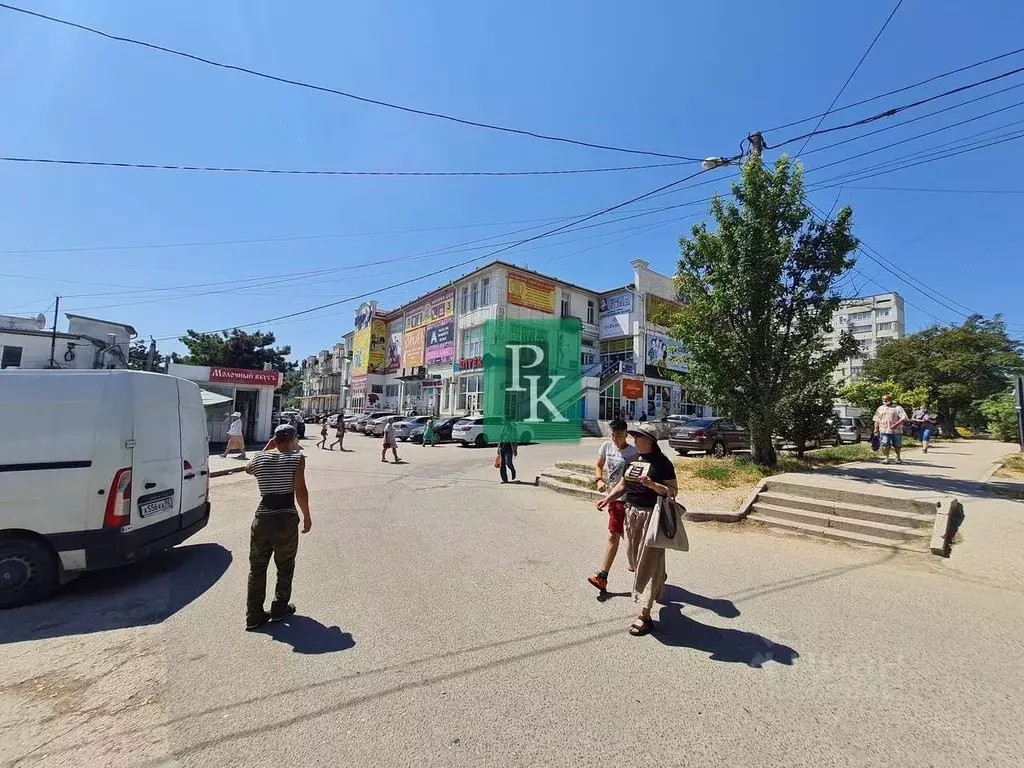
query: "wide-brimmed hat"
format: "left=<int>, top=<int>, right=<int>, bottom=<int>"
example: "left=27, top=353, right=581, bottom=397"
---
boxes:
left=627, top=426, right=658, bottom=442
left=231, top=411, right=242, bottom=417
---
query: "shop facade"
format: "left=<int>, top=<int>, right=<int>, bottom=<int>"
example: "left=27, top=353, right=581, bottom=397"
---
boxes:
left=168, top=363, right=281, bottom=443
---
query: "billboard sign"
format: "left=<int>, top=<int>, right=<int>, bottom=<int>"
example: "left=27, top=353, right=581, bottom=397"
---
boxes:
left=386, top=321, right=403, bottom=372
left=600, top=290, right=633, bottom=315
left=646, top=294, right=685, bottom=328
left=405, top=289, right=455, bottom=332
left=645, top=332, right=688, bottom=378
left=402, top=326, right=425, bottom=368
left=424, top=318, right=455, bottom=365
left=600, top=313, right=630, bottom=338
left=507, top=272, right=556, bottom=314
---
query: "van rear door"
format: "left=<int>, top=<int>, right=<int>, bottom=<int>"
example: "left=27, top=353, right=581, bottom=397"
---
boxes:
left=130, top=375, right=183, bottom=532
left=176, top=378, right=210, bottom=525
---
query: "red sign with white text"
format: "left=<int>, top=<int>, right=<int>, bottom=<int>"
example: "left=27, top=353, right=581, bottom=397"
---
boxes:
left=208, top=367, right=281, bottom=387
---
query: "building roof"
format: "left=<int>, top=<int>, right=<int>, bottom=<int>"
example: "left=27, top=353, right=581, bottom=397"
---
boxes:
left=0, top=328, right=93, bottom=342
left=65, top=313, right=138, bottom=336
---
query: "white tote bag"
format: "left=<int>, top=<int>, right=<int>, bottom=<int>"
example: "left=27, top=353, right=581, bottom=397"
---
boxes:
left=644, top=497, right=689, bottom=552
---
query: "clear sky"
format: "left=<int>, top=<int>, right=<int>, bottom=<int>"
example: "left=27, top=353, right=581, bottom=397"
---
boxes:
left=2, top=0, right=1022, bottom=358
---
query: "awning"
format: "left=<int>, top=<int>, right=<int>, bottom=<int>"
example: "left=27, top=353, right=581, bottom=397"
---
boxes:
left=200, top=388, right=233, bottom=407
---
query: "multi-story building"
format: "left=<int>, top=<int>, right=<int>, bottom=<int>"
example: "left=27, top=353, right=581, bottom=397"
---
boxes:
left=0, top=312, right=135, bottom=370
left=298, top=342, right=350, bottom=415
left=828, top=292, right=906, bottom=381
left=311, top=258, right=712, bottom=423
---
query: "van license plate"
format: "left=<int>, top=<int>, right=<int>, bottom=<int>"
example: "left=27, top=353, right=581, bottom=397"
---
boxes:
left=139, top=489, right=175, bottom=518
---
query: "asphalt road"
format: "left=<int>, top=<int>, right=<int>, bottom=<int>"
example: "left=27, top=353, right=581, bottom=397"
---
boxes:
left=3, top=436, right=1023, bottom=767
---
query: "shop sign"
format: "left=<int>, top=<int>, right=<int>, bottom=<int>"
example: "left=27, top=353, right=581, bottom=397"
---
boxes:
left=405, top=289, right=455, bottom=332
left=422, top=377, right=444, bottom=389
left=600, top=313, right=630, bottom=338
left=458, top=355, right=483, bottom=372
left=600, top=290, right=633, bottom=315
left=209, top=367, right=281, bottom=387
left=507, top=271, right=556, bottom=313
left=622, top=377, right=644, bottom=400
left=424, top=318, right=455, bottom=365
left=581, top=321, right=599, bottom=337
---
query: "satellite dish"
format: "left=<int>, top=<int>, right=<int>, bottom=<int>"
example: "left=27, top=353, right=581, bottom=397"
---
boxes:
left=35, top=313, right=47, bottom=329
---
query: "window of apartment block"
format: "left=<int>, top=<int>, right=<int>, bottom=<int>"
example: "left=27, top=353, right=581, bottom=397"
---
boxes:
left=561, top=290, right=571, bottom=318
left=471, top=280, right=480, bottom=311
left=1, top=345, right=23, bottom=369
left=850, top=324, right=873, bottom=334
left=461, top=326, right=483, bottom=359
left=849, top=310, right=872, bottom=321
left=586, top=299, right=596, bottom=324
left=459, top=285, right=470, bottom=315
left=876, top=308, right=890, bottom=317
left=877, top=322, right=894, bottom=331
left=480, top=276, right=491, bottom=307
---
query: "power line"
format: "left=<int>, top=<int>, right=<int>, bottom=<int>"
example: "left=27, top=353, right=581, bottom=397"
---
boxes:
left=792, top=0, right=904, bottom=157
left=0, top=155, right=693, bottom=177
left=843, top=185, right=1024, bottom=193
left=764, top=46, right=1024, bottom=132
left=0, top=2, right=701, bottom=162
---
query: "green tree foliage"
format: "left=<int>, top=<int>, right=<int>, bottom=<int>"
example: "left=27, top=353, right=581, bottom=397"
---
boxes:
left=278, top=370, right=304, bottom=406
left=126, top=339, right=165, bottom=371
left=978, top=389, right=1021, bottom=443
left=176, top=329, right=295, bottom=373
left=838, top=379, right=930, bottom=413
left=674, top=156, right=859, bottom=466
left=777, top=379, right=840, bottom=458
left=860, top=316, right=1024, bottom=435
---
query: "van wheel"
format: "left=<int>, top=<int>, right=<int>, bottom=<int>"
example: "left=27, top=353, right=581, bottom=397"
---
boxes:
left=0, top=538, right=58, bottom=609
left=474, top=434, right=487, bottom=448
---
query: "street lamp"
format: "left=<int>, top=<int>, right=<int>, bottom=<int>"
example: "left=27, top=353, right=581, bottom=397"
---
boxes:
left=702, top=157, right=732, bottom=170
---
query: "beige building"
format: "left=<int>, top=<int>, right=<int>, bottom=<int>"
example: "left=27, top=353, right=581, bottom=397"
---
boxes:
left=828, top=292, right=906, bottom=381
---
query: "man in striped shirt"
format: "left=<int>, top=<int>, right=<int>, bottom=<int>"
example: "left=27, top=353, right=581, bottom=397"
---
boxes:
left=244, top=423, right=313, bottom=631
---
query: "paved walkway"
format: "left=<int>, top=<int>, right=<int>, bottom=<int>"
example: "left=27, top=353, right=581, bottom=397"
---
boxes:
left=778, top=439, right=1023, bottom=589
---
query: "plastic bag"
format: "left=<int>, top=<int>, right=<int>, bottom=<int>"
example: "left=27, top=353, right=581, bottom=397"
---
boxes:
left=493, top=455, right=501, bottom=469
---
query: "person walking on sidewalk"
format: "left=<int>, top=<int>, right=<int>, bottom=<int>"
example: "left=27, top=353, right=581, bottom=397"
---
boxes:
left=329, top=415, right=346, bottom=451
left=873, top=393, right=909, bottom=465
left=316, top=418, right=329, bottom=450
left=221, top=411, right=248, bottom=460
left=422, top=417, right=437, bottom=448
left=497, top=419, right=518, bottom=483
left=913, top=404, right=935, bottom=454
left=596, top=426, right=677, bottom=636
left=588, top=418, right=638, bottom=593
left=244, top=423, right=312, bottom=632
left=382, top=419, right=400, bottom=463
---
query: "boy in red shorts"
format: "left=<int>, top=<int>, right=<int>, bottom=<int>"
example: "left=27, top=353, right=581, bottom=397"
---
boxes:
left=588, top=419, right=638, bottom=593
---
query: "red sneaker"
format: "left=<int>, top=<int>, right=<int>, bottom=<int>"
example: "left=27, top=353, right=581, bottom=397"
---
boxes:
left=588, top=574, right=608, bottom=592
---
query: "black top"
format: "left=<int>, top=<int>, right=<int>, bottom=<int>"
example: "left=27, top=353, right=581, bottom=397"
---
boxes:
left=621, top=450, right=676, bottom=509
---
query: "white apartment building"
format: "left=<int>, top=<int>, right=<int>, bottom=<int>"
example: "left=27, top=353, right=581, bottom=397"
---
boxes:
left=829, top=292, right=906, bottom=381
left=298, top=342, right=349, bottom=415
left=0, top=312, right=135, bottom=370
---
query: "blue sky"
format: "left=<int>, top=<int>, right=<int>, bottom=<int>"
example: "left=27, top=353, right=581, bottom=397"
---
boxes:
left=2, top=0, right=1023, bottom=358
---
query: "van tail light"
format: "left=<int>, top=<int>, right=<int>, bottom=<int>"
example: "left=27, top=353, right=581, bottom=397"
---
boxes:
left=104, top=467, right=133, bottom=529
left=693, top=430, right=707, bottom=440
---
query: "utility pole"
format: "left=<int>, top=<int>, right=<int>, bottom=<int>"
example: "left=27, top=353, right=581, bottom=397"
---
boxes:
left=49, top=295, right=60, bottom=369
left=1016, top=374, right=1024, bottom=453
left=146, top=337, right=157, bottom=372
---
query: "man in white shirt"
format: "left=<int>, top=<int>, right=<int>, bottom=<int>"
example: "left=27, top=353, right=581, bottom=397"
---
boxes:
left=221, top=411, right=248, bottom=460
left=873, top=394, right=908, bottom=465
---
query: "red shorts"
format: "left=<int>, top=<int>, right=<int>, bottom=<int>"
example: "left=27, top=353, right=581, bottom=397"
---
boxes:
left=607, top=500, right=626, bottom=535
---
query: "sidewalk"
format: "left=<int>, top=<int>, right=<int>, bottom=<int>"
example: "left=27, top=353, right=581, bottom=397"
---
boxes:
left=798, top=439, right=1023, bottom=589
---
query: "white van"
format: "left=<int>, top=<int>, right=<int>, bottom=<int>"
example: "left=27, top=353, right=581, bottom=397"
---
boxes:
left=0, top=370, right=211, bottom=608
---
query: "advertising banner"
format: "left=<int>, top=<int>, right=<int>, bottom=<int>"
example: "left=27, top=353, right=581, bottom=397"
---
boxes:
left=424, top=318, right=455, bottom=365
left=209, top=367, right=281, bottom=387
left=600, top=313, right=631, bottom=338
left=645, top=332, right=688, bottom=377
left=386, top=320, right=403, bottom=372
left=646, top=294, right=685, bottom=328
left=367, top=318, right=387, bottom=374
left=599, top=290, right=633, bottom=315
left=402, top=326, right=425, bottom=368
left=405, top=289, right=455, bottom=332
left=507, top=271, right=556, bottom=313
left=351, top=326, right=371, bottom=376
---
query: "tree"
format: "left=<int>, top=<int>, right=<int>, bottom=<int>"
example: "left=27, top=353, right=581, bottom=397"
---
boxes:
left=861, top=316, right=1024, bottom=435
left=278, top=370, right=304, bottom=408
left=838, top=379, right=930, bottom=414
left=777, top=379, right=840, bottom=458
left=674, top=156, right=859, bottom=466
left=176, top=329, right=295, bottom=373
left=978, top=389, right=1021, bottom=443
left=127, top=339, right=165, bottom=371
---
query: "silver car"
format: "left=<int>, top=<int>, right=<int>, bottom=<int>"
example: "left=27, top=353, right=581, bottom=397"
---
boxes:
left=369, top=414, right=403, bottom=437
left=836, top=416, right=872, bottom=444
left=392, top=415, right=430, bottom=440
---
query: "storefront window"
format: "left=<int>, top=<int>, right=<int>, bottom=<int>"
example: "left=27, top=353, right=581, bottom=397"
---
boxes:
left=457, top=374, right=483, bottom=413
left=646, top=384, right=674, bottom=420
left=599, top=380, right=622, bottom=421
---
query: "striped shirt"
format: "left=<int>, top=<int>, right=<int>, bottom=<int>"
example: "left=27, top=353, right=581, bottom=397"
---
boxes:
left=250, top=450, right=303, bottom=515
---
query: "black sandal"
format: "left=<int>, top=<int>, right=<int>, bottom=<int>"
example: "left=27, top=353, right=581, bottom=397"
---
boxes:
left=629, top=615, right=653, bottom=636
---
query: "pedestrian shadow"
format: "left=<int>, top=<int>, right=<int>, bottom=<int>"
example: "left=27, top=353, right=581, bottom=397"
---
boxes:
left=596, top=590, right=632, bottom=602
left=262, top=615, right=356, bottom=655
left=658, top=584, right=740, bottom=618
left=0, top=543, right=232, bottom=644
left=653, top=604, right=798, bottom=667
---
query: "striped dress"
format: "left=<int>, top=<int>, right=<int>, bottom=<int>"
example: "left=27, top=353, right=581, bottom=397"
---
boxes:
left=250, top=450, right=303, bottom=515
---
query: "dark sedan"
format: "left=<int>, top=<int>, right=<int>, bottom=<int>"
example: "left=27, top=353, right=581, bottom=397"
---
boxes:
left=668, top=417, right=749, bottom=457
left=409, top=417, right=460, bottom=443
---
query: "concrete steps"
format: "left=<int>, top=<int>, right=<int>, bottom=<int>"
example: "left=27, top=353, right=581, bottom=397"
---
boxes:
left=744, top=477, right=945, bottom=553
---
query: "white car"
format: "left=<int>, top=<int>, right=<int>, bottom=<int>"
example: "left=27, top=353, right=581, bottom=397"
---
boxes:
left=369, top=415, right=404, bottom=437
left=452, top=417, right=488, bottom=447
left=392, top=415, right=430, bottom=441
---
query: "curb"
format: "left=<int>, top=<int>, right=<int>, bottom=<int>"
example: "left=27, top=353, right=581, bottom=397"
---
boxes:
left=978, top=461, right=1003, bottom=484
left=210, top=465, right=247, bottom=478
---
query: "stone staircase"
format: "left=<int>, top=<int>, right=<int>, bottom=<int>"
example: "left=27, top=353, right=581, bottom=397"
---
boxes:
left=536, top=461, right=602, bottom=501
left=744, top=477, right=952, bottom=554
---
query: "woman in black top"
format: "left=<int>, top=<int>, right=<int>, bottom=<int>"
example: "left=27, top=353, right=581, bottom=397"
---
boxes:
left=597, top=427, right=677, bottom=636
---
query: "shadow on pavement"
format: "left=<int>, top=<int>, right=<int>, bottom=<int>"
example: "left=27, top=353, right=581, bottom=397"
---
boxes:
left=261, top=615, right=356, bottom=655
left=0, top=543, right=231, bottom=644
left=818, top=464, right=1023, bottom=502
left=653, top=604, right=799, bottom=667
left=658, top=584, right=741, bottom=618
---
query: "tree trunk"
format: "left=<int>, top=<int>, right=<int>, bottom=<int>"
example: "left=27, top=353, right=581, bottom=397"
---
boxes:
left=749, top=418, right=778, bottom=466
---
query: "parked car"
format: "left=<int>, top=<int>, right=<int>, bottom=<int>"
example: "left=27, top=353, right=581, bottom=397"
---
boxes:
left=326, top=413, right=345, bottom=427
left=393, top=415, right=431, bottom=441
left=836, top=416, right=872, bottom=444
left=0, top=370, right=211, bottom=608
left=452, top=416, right=532, bottom=447
left=369, top=414, right=404, bottom=437
left=409, top=416, right=460, bottom=443
left=351, top=411, right=394, bottom=433
left=666, top=414, right=697, bottom=427
left=668, top=417, right=750, bottom=457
